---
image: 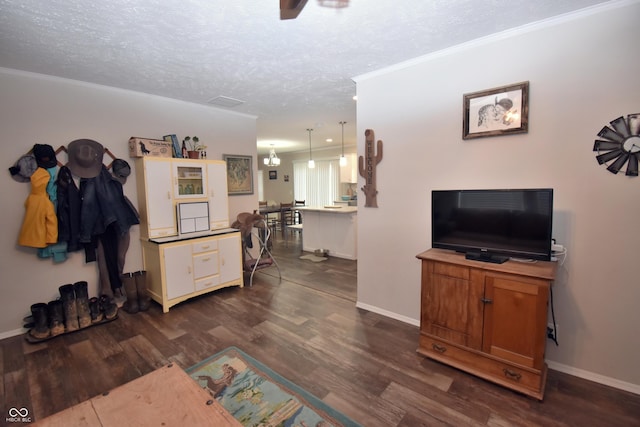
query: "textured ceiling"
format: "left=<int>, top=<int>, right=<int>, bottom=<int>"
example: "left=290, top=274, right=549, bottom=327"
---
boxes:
left=0, top=0, right=608, bottom=154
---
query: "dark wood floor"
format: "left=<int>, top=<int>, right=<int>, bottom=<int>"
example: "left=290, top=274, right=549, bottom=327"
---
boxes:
left=2, top=233, right=639, bottom=426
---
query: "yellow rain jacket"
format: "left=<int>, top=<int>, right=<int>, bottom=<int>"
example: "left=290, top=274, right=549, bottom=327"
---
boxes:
left=18, top=168, right=58, bottom=248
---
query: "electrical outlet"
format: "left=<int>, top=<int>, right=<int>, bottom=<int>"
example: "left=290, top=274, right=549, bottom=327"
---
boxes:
left=547, top=323, right=558, bottom=337
left=552, top=243, right=564, bottom=252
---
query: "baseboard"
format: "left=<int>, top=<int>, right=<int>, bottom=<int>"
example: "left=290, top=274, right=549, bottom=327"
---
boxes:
left=0, top=327, right=26, bottom=341
left=547, top=360, right=640, bottom=396
left=355, top=301, right=420, bottom=327
left=356, top=300, right=640, bottom=396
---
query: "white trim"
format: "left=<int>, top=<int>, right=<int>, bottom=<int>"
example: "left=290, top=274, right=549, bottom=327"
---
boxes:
left=546, top=360, right=640, bottom=396
left=353, top=0, right=639, bottom=83
left=355, top=301, right=420, bottom=327
left=356, top=301, right=640, bottom=396
left=0, top=67, right=258, bottom=119
left=0, top=328, right=26, bottom=341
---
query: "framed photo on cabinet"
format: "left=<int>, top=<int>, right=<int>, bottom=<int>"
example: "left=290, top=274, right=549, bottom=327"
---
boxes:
left=463, top=81, right=529, bottom=140
left=223, top=154, right=253, bottom=195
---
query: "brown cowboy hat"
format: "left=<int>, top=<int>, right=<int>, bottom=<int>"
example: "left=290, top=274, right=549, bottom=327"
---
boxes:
left=67, top=139, right=104, bottom=178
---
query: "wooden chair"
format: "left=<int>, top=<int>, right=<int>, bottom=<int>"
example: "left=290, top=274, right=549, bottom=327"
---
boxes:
left=270, top=202, right=294, bottom=234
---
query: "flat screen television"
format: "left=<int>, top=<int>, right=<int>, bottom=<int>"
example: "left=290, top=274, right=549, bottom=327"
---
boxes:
left=431, top=188, right=553, bottom=263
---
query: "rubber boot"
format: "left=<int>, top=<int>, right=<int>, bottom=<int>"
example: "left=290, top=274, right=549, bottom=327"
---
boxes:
left=135, top=270, right=151, bottom=312
left=121, top=273, right=139, bottom=314
left=100, top=295, right=118, bottom=320
left=47, top=300, right=65, bottom=336
left=29, top=303, right=50, bottom=340
left=89, top=297, right=104, bottom=323
left=73, top=281, right=92, bottom=328
left=59, top=284, right=79, bottom=332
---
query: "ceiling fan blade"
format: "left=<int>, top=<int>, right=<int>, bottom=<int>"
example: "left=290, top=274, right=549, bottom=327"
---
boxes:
left=606, top=152, right=629, bottom=174
left=593, top=139, right=620, bottom=152
left=596, top=148, right=622, bottom=165
left=626, top=153, right=639, bottom=176
left=280, top=0, right=308, bottom=19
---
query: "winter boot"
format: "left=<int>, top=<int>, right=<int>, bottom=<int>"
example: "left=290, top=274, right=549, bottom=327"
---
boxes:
left=99, top=295, right=118, bottom=320
left=89, top=297, right=104, bottom=323
left=121, top=273, right=139, bottom=314
left=135, top=270, right=151, bottom=312
left=28, top=303, right=50, bottom=340
left=59, top=283, right=79, bottom=332
left=73, top=281, right=92, bottom=328
left=47, top=300, right=65, bottom=336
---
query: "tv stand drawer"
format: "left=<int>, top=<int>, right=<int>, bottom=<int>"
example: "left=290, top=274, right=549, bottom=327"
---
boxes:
left=418, top=334, right=545, bottom=399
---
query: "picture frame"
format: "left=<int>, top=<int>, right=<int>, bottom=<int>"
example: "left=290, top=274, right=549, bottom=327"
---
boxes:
left=223, top=154, right=253, bottom=195
left=463, top=81, right=529, bottom=140
left=269, top=170, right=277, bottom=180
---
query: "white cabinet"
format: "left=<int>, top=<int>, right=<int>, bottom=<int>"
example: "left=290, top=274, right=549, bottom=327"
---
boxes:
left=135, top=158, right=177, bottom=238
left=141, top=232, right=243, bottom=312
left=207, top=162, right=230, bottom=230
left=135, top=157, right=230, bottom=238
left=340, top=153, right=358, bottom=183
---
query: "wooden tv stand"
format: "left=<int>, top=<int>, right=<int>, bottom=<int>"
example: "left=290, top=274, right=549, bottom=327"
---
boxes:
left=416, top=249, right=557, bottom=400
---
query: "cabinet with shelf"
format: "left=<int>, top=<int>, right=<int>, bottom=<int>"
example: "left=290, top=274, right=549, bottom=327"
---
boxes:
left=141, top=232, right=242, bottom=313
left=416, top=248, right=556, bottom=400
left=135, top=157, right=229, bottom=239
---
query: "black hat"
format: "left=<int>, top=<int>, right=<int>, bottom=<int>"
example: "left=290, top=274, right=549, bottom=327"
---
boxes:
left=112, top=159, right=131, bottom=179
left=9, top=154, right=38, bottom=183
left=32, top=144, right=57, bottom=168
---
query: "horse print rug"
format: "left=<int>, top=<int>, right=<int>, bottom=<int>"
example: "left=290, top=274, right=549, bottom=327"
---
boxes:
left=187, top=346, right=360, bottom=427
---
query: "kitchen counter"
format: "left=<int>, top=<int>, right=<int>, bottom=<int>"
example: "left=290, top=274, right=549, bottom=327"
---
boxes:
left=296, top=206, right=357, bottom=214
left=296, top=206, right=357, bottom=260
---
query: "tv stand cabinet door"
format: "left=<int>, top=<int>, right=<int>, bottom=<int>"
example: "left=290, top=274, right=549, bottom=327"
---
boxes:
left=481, top=273, right=550, bottom=370
left=420, top=260, right=483, bottom=349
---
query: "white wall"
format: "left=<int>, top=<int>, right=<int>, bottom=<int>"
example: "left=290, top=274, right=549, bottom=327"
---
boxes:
left=0, top=69, right=258, bottom=336
left=354, top=1, right=640, bottom=393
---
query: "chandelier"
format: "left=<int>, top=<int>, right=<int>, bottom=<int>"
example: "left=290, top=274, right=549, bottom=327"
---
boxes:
left=263, top=146, right=281, bottom=167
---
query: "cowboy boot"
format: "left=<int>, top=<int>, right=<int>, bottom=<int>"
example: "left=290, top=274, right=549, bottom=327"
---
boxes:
left=47, top=300, right=65, bottom=336
left=121, top=273, right=139, bottom=314
left=100, top=295, right=118, bottom=320
left=59, top=283, right=79, bottom=332
left=89, top=297, right=104, bottom=323
left=135, top=270, right=151, bottom=311
left=28, top=303, right=50, bottom=340
left=73, top=281, right=92, bottom=328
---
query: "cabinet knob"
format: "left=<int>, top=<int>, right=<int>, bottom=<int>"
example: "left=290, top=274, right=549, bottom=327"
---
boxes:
left=432, top=343, right=447, bottom=353
left=502, top=368, right=522, bottom=381
left=481, top=297, right=493, bottom=304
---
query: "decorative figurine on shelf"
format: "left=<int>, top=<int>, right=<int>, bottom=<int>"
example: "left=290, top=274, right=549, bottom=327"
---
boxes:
left=181, top=140, right=188, bottom=158
left=183, top=136, right=207, bottom=159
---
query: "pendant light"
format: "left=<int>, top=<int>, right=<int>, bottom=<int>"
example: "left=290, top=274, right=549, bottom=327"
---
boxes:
left=307, top=128, right=315, bottom=168
left=263, top=145, right=280, bottom=167
left=339, top=121, right=347, bottom=166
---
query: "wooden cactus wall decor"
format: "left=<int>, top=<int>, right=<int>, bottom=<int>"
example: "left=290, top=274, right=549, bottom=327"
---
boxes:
left=358, top=129, right=383, bottom=207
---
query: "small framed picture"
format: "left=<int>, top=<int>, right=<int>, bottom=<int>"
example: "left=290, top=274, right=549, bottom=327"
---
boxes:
left=463, top=81, right=529, bottom=140
left=223, top=154, right=253, bottom=195
left=269, top=170, right=277, bottom=180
